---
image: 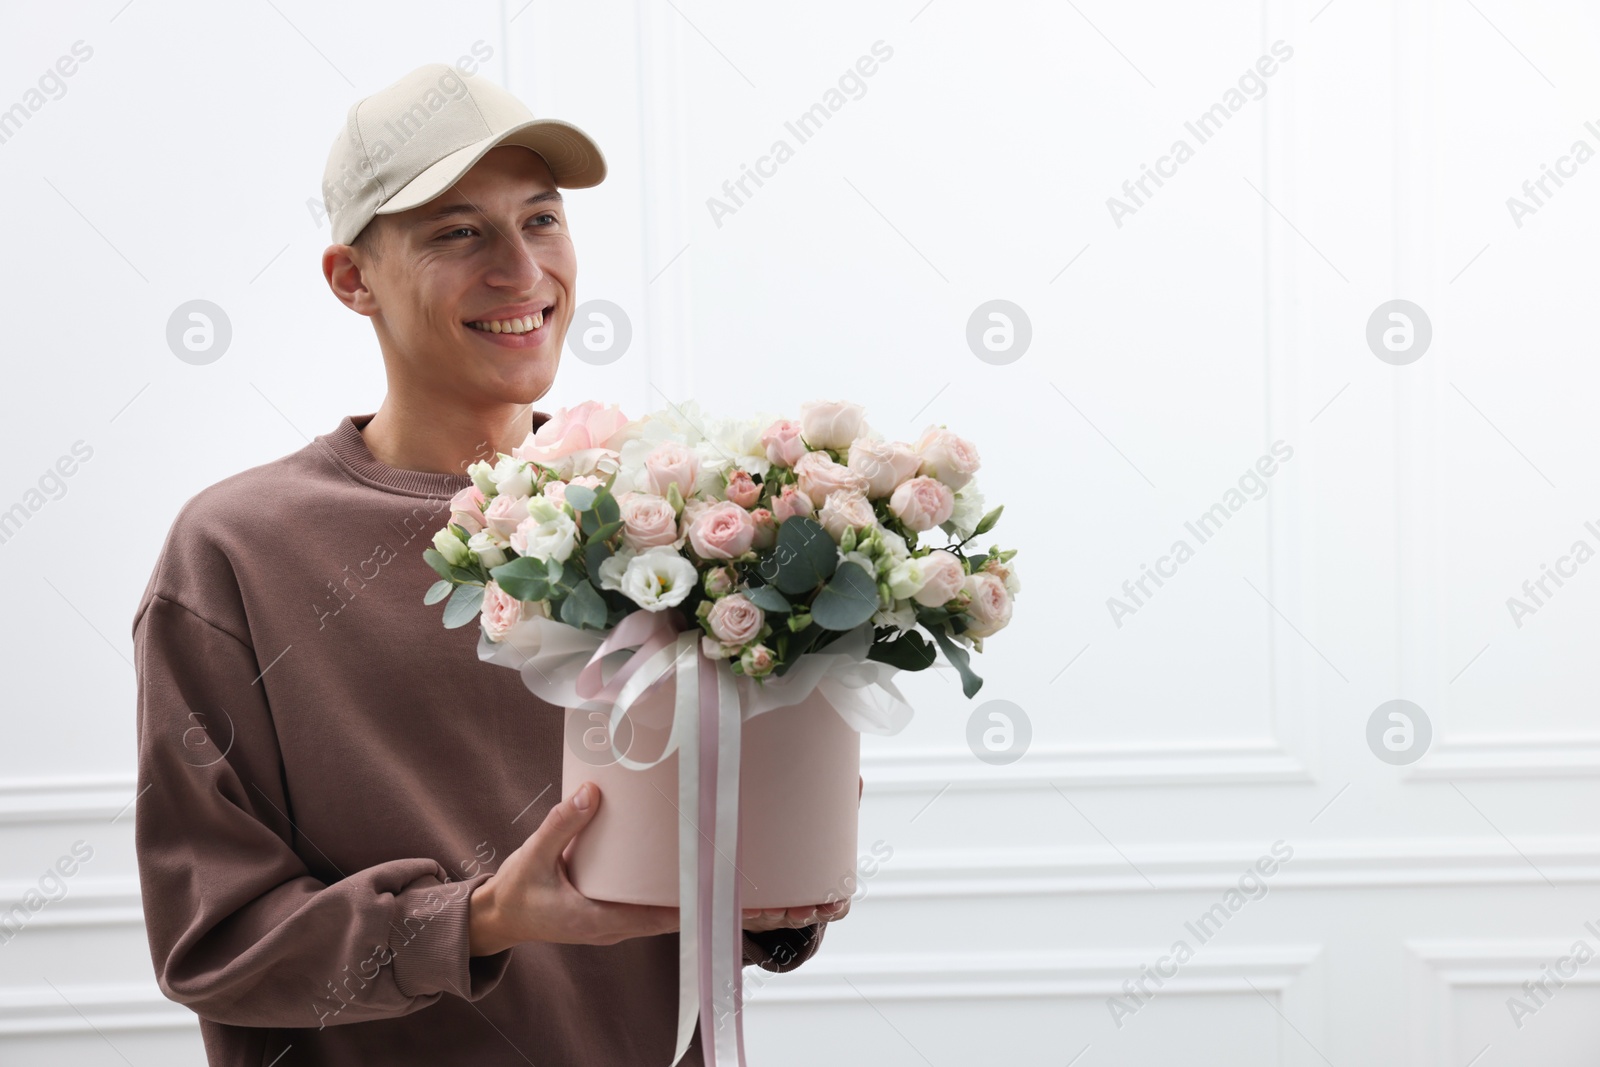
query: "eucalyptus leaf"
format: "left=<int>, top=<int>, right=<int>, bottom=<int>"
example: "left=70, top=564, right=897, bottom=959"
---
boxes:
left=423, top=579, right=452, bottom=606
left=564, top=485, right=597, bottom=511
left=594, top=489, right=620, bottom=526
left=743, top=584, right=792, bottom=613
left=930, top=625, right=983, bottom=698
left=868, top=629, right=937, bottom=671
left=809, top=562, right=879, bottom=631
left=589, top=519, right=623, bottom=543
left=560, top=580, right=609, bottom=630
left=759, top=517, right=838, bottom=595
left=441, top=583, right=485, bottom=629
left=489, top=556, right=549, bottom=601
left=422, top=548, right=455, bottom=581
left=584, top=539, right=614, bottom=589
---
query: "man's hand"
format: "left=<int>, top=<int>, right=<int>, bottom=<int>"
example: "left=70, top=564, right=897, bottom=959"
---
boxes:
left=469, top=781, right=680, bottom=955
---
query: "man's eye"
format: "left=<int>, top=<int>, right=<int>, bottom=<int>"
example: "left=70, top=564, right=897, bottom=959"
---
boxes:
left=528, top=213, right=558, bottom=227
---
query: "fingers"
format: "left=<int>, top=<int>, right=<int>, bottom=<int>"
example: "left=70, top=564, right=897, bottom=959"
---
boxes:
left=526, top=781, right=600, bottom=870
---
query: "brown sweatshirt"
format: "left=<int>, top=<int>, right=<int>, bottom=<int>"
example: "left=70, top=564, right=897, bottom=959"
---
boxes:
left=131, top=411, right=824, bottom=1067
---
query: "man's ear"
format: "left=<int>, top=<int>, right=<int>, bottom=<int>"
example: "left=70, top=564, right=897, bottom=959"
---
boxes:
left=323, top=244, right=378, bottom=317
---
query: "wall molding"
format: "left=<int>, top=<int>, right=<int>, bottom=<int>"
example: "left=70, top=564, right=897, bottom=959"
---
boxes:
left=0, top=984, right=194, bottom=1036
left=1406, top=939, right=1600, bottom=1067
left=1409, top=734, right=1600, bottom=780
left=749, top=944, right=1321, bottom=1003
left=860, top=741, right=1310, bottom=790
left=0, top=775, right=140, bottom=825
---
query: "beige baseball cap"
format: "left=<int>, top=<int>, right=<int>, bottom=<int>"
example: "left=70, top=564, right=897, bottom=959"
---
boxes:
left=322, top=63, right=606, bottom=246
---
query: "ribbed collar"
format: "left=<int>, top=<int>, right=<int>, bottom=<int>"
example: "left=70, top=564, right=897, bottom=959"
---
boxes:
left=318, top=411, right=548, bottom=498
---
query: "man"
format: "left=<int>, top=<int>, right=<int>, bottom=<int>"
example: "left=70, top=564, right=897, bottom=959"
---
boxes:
left=131, top=63, right=848, bottom=1066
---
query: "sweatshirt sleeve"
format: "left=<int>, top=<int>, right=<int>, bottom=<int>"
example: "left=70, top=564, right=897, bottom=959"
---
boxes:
left=132, top=592, right=514, bottom=1029
left=742, top=922, right=826, bottom=973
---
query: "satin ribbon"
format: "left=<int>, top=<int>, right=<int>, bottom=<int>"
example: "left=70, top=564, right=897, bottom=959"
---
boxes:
left=479, top=608, right=913, bottom=1065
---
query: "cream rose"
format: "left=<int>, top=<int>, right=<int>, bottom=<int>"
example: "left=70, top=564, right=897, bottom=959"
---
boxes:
left=724, top=469, right=761, bottom=508
left=688, top=500, right=756, bottom=559
left=961, top=571, right=1013, bottom=638
left=914, top=425, right=981, bottom=491
left=707, top=593, right=765, bottom=646
left=449, top=486, right=487, bottom=535
left=644, top=441, right=700, bottom=498
left=798, top=400, right=868, bottom=451
left=620, top=492, right=682, bottom=550
left=484, top=490, right=532, bottom=538
left=760, top=419, right=809, bottom=467
left=771, top=484, right=814, bottom=523
left=896, top=550, right=965, bottom=606
left=480, top=580, right=548, bottom=643
left=817, top=490, right=877, bottom=542
left=794, top=450, right=868, bottom=505
left=847, top=438, right=921, bottom=497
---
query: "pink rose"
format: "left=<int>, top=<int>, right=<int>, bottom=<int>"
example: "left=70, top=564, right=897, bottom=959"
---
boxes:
left=771, top=484, right=814, bottom=523
left=798, top=400, right=868, bottom=451
left=707, top=593, right=765, bottom=646
left=961, top=571, right=1013, bottom=638
left=750, top=507, right=777, bottom=549
left=817, top=490, right=876, bottom=542
left=481, top=580, right=530, bottom=643
left=620, top=492, right=681, bottom=550
left=513, top=401, right=630, bottom=469
left=888, top=476, right=955, bottom=532
left=739, top=643, right=776, bottom=678
left=914, top=425, right=981, bottom=491
left=644, top=441, right=700, bottom=499
left=847, top=438, right=922, bottom=497
left=449, top=485, right=487, bottom=535
left=795, top=450, right=868, bottom=505
left=702, top=565, right=738, bottom=598
left=725, top=469, right=761, bottom=508
left=541, top=474, right=602, bottom=506
left=915, top=550, right=966, bottom=607
left=484, top=491, right=531, bottom=538
left=760, top=419, right=809, bottom=467
left=688, top=500, right=756, bottom=559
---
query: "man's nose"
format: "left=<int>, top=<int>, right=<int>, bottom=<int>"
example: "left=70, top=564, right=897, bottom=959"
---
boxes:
left=485, top=228, right=545, bottom=290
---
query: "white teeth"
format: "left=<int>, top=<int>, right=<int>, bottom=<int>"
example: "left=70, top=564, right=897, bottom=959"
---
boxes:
left=470, top=310, right=545, bottom=335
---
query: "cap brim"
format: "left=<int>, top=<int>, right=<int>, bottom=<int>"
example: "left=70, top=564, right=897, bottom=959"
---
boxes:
left=375, top=118, right=607, bottom=217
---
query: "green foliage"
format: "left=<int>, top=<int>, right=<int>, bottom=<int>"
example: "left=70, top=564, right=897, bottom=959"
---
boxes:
left=809, top=562, right=879, bottom=631
left=489, top=556, right=550, bottom=601
left=759, top=517, right=837, bottom=595
left=442, top=583, right=485, bottom=629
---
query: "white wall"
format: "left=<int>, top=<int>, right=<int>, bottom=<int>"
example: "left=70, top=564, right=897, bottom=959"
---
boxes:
left=3, top=0, right=1600, bottom=1063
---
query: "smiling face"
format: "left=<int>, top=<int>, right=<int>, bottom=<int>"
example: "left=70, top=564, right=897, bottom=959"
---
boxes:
left=327, top=144, right=576, bottom=410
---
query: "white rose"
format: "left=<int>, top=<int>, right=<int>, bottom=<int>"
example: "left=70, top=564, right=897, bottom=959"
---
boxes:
left=618, top=545, right=698, bottom=611
left=467, top=528, right=510, bottom=568
left=467, top=459, right=498, bottom=497
left=798, top=399, right=868, bottom=451
left=511, top=496, right=578, bottom=562
left=432, top=528, right=471, bottom=567
left=490, top=454, right=535, bottom=499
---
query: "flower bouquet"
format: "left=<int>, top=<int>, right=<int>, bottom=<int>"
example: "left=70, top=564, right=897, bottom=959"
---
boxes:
left=421, top=398, right=1017, bottom=1065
